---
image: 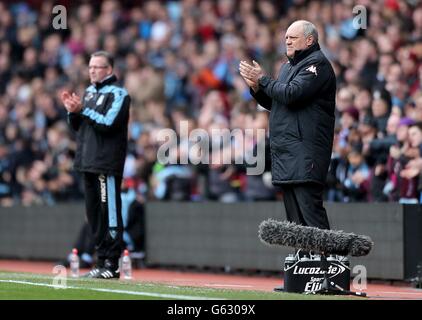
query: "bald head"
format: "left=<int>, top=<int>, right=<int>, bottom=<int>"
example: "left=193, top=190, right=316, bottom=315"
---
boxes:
left=285, top=20, right=319, bottom=58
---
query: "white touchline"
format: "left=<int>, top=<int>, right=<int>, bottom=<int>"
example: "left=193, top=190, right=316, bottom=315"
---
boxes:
left=0, top=279, right=225, bottom=300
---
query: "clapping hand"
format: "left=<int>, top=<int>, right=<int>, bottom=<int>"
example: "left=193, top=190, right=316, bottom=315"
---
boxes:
left=351, top=171, right=366, bottom=185
left=400, top=167, right=420, bottom=179
left=61, top=91, right=83, bottom=113
left=401, top=158, right=422, bottom=179
left=239, top=60, right=265, bottom=92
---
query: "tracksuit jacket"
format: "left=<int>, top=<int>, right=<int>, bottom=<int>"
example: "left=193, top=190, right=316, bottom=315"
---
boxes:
left=67, top=75, right=131, bottom=177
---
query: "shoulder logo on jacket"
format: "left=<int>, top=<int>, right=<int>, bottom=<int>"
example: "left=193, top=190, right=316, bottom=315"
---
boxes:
left=306, top=65, right=318, bottom=76
left=85, top=92, right=94, bottom=101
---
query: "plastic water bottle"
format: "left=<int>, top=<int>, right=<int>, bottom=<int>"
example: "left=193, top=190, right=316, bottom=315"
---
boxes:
left=122, top=249, right=132, bottom=280
left=70, top=248, right=79, bottom=278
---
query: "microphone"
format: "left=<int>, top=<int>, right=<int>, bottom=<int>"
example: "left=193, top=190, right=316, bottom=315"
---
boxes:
left=258, top=219, right=373, bottom=257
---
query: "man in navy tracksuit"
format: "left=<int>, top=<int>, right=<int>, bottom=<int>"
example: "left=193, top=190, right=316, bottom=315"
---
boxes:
left=61, top=51, right=131, bottom=279
left=239, top=20, right=336, bottom=231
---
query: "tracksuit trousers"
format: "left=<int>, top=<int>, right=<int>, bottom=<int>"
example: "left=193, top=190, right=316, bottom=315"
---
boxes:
left=83, top=172, right=124, bottom=267
left=280, top=183, right=330, bottom=230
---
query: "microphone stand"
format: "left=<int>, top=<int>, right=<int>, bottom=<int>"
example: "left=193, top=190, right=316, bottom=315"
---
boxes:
left=306, top=254, right=367, bottom=297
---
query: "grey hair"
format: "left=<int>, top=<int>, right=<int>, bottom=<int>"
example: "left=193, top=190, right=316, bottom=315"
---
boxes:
left=90, top=51, right=114, bottom=68
left=302, top=21, right=319, bottom=44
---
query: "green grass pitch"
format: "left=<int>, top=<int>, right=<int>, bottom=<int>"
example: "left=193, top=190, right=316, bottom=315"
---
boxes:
left=0, top=271, right=355, bottom=300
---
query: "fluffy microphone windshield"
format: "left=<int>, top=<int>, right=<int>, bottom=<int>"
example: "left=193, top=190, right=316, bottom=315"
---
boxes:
left=258, top=219, right=373, bottom=257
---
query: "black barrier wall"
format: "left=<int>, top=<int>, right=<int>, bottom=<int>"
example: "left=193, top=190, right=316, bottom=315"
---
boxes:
left=403, top=205, right=422, bottom=280
left=0, top=202, right=421, bottom=280
left=0, top=204, right=85, bottom=260
left=145, top=202, right=421, bottom=280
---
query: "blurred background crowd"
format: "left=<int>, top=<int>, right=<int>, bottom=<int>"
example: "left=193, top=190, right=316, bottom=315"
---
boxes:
left=0, top=0, right=421, bottom=207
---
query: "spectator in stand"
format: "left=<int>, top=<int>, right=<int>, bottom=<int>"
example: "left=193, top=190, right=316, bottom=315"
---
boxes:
left=401, top=122, right=422, bottom=202
left=338, top=106, right=359, bottom=150
left=335, top=88, right=355, bottom=125
left=242, top=111, right=276, bottom=201
left=371, top=95, right=391, bottom=136
left=383, top=118, right=411, bottom=201
left=342, top=146, right=371, bottom=202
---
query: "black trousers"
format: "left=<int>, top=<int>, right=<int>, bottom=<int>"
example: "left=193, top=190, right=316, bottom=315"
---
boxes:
left=83, top=172, right=124, bottom=265
left=280, top=183, right=330, bottom=230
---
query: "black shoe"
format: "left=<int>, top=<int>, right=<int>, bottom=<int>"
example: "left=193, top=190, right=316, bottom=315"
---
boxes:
left=81, top=267, right=102, bottom=278
left=91, top=268, right=120, bottom=279
left=89, top=259, right=120, bottom=280
left=81, top=259, right=105, bottom=278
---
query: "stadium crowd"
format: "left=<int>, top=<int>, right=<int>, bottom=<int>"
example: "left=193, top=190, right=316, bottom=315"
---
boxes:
left=0, top=0, right=421, bottom=206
